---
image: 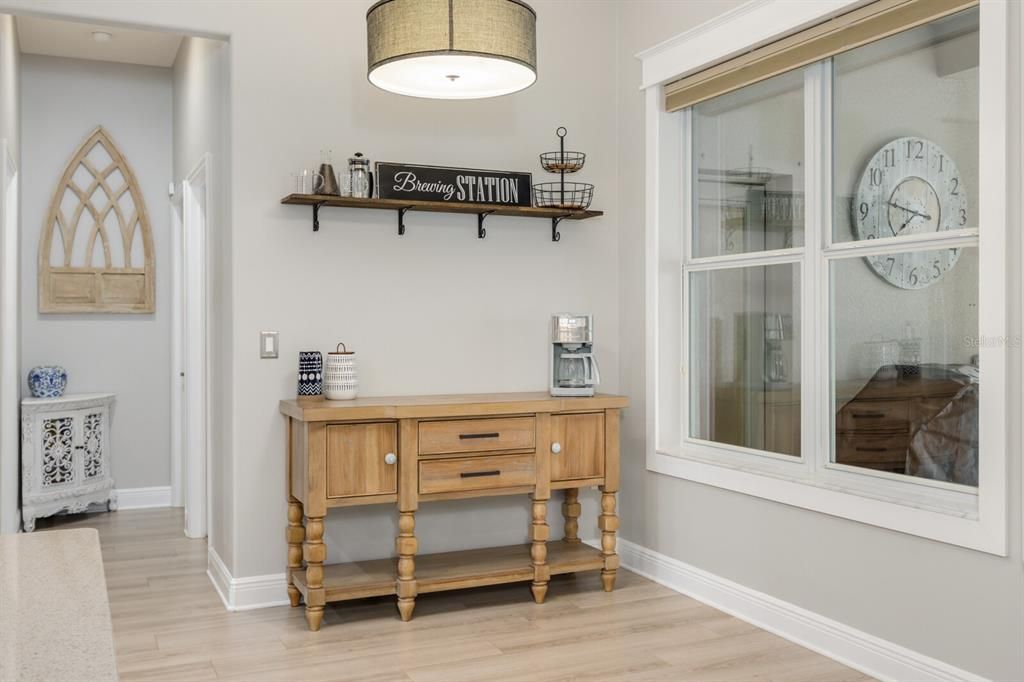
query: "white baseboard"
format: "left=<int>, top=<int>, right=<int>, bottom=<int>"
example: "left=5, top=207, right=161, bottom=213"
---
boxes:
left=598, top=538, right=986, bottom=682
left=207, top=547, right=289, bottom=611
left=115, top=486, right=172, bottom=510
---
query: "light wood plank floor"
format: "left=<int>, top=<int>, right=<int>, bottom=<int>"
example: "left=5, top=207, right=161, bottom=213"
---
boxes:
left=36, top=508, right=872, bottom=682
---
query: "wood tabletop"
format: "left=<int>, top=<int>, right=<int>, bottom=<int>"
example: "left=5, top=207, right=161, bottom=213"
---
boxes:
left=280, top=391, right=628, bottom=421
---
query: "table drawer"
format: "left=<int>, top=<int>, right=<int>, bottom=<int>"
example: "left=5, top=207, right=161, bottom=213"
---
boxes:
left=419, top=454, right=536, bottom=494
left=418, top=417, right=536, bottom=455
left=836, top=399, right=908, bottom=433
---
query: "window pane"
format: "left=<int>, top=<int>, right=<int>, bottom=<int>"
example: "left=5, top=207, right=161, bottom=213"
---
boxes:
left=831, top=246, right=978, bottom=486
left=689, top=264, right=801, bottom=456
left=692, top=69, right=804, bottom=257
left=833, top=8, right=979, bottom=243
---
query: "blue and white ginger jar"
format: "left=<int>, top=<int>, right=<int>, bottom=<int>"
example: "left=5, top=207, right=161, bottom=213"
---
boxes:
left=28, top=366, right=68, bottom=398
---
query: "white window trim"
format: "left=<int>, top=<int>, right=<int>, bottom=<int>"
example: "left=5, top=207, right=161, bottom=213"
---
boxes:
left=642, top=0, right=1009, bottom=555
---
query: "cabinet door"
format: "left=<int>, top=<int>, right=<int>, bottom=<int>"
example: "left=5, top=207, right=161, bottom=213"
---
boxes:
left=81, top=408, right=108, bottom=480
left=39, top=413, right=77, bottom=488
left=551, top=413, right=605, bottom=481
left=326, top=423, right=397, bottom=498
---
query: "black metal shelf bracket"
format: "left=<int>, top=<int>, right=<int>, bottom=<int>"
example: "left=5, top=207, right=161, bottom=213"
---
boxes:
left=312, top=202, right=326, bottom=232
left=477, top=211, right=495, bottom=239
left=397, top=206, right=412, bottom=236
left=551, top=214, right=570, bottom=242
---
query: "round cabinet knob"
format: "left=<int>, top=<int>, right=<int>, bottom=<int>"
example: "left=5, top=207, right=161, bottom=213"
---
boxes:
left=551, top=442, right=562, bottom=454
left=384, top=453, right=397, bottom=465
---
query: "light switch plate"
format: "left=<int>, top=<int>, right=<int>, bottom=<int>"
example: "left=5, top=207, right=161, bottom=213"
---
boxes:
left=260, top=331, right=279, bottom=359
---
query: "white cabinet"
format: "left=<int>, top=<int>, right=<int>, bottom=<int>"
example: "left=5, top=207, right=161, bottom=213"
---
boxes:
left=21, top=394, right=116, bottom=532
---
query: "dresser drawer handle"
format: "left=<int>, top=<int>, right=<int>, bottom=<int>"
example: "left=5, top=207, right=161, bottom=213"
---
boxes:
left=460, top=470, right=501, bottom=478
left=855, top=447, right=887, bottom=452
left=459, top=432, right=500, bottom=440
left=851, top=412, right=886, bottom=419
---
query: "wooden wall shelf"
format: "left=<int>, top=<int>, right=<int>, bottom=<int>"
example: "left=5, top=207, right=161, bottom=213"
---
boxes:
left=281, top=193, right=603, bottom=241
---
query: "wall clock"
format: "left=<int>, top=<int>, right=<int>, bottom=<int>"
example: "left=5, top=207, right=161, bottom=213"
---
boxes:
left=853, top=136, right=967, bottom=289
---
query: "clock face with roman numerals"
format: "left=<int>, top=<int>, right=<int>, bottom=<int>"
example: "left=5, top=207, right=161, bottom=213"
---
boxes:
left=853, top=136, right=967, bottom=289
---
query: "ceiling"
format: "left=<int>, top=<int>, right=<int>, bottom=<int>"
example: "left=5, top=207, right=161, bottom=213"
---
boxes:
left=16, top=15, right=184, bottom=68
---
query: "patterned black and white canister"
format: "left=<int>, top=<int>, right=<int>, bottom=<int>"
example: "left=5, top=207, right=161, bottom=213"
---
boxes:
left=298, top=351, right=323, bottom=396
left=324, top=343, right=358, bottom=400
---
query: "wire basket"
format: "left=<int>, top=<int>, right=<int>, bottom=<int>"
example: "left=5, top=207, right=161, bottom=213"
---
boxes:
left=533, top=182, right=594, bottom=210
left=539, top=151, right=586, bottom=173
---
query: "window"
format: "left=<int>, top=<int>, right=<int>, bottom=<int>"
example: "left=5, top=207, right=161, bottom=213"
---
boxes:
left=644, top=0, right=1007, bottom=554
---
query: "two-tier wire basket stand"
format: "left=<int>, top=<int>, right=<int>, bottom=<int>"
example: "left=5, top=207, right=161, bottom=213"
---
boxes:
left=533, top=127, right=594, bottom=241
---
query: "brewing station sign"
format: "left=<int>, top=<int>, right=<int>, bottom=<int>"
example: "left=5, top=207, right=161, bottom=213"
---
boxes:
left=375, top=162, right=532, bottom=207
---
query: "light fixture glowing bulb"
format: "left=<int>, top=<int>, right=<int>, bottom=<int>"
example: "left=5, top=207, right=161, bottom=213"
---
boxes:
left=91, top=31, right=113, bottom=43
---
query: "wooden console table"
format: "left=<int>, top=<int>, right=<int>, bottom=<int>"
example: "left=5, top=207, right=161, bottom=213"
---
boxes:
left=279, top=392, right=627, bottom=631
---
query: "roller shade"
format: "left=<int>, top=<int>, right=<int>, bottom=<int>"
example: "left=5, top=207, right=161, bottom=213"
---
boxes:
left=664, top=0, right=978, bottom=112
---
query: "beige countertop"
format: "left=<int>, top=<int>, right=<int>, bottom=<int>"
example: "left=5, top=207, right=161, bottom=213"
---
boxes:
left=0, top=528, right=118, bottom=682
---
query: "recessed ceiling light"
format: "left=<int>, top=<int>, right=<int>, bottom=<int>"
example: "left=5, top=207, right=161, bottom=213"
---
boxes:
left=91, top=31, right=113, bottom=43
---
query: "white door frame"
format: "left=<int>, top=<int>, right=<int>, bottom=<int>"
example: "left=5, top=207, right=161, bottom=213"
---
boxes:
left=174, top=154, right=211, bottom=539
left=170, top=194, right=183, bottom=508
left=0, top=140, right=18, bottom=534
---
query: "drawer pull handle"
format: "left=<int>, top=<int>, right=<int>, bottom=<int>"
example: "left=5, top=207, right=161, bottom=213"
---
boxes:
left=384, top=453, right=397, bottom=465
left=851, top=412, right=886, bottom=419
left=855, top=447, right=887, bottom=452
left=459, top=432, right=500, bottom=440
left=551, top=442, right=562, bottom=454
left=460, top=470, right=501, bottom=478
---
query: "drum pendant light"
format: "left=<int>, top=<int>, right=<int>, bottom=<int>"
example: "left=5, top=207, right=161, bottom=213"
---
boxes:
left=366, top=0, right=537, bottom=99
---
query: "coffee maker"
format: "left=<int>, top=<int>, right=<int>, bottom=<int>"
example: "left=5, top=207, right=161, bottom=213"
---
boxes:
left=549, top=313, right=601, bottom=397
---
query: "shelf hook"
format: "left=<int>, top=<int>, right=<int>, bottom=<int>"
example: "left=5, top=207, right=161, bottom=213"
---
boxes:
left=477, top=211, right=495, bottom=239
left=312, top=201, right=326, bottom=232
left=398, top=206, right=412, bottom=236
left=552, top=214, right=569, bottom=242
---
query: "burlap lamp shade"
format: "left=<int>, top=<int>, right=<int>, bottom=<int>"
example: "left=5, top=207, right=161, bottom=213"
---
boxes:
left=367, top=0, right=537, bottom=99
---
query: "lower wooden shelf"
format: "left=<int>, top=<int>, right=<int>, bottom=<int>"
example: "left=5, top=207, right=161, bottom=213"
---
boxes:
left=291, top=540, right=603, bottom=604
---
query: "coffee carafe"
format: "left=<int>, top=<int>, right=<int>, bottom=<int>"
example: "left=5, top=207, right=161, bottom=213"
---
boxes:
left=317, top=149, right=341, bottom=196
left=550, top=313, right=601, bottom=397
left=348, top=152, right=374, bottom=198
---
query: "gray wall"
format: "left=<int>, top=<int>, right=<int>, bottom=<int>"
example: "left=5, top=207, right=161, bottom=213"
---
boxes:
left=20, top=55, right=173, bottom=490
left=172, top=35, right=232, bottom=565
left=615, top=2, right=1024, bottom=680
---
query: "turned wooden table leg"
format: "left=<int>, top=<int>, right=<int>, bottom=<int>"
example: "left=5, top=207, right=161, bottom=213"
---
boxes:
left=562, top=488, right=581, bottom=544
left=599, top=489, right=619, bottom=592
left=396, top=511, right=418, bottom=621
left=530, top=495, right=550, bottom=603
left=286, top=496, right=305, bottom=607
left=303, top=515, right=326, bottom=630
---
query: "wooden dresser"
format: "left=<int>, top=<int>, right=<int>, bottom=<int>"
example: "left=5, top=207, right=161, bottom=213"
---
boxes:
left=835, top=367, right=969, bottom=474
left=279, top=392, right=628, bottom=631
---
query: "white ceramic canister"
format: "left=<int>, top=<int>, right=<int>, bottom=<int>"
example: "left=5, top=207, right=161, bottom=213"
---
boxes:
left=324, top=342, right=358, bottom=400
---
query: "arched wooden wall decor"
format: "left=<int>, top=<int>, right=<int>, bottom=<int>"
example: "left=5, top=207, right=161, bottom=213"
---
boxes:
left=39, top=126, right=155, bottom=313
